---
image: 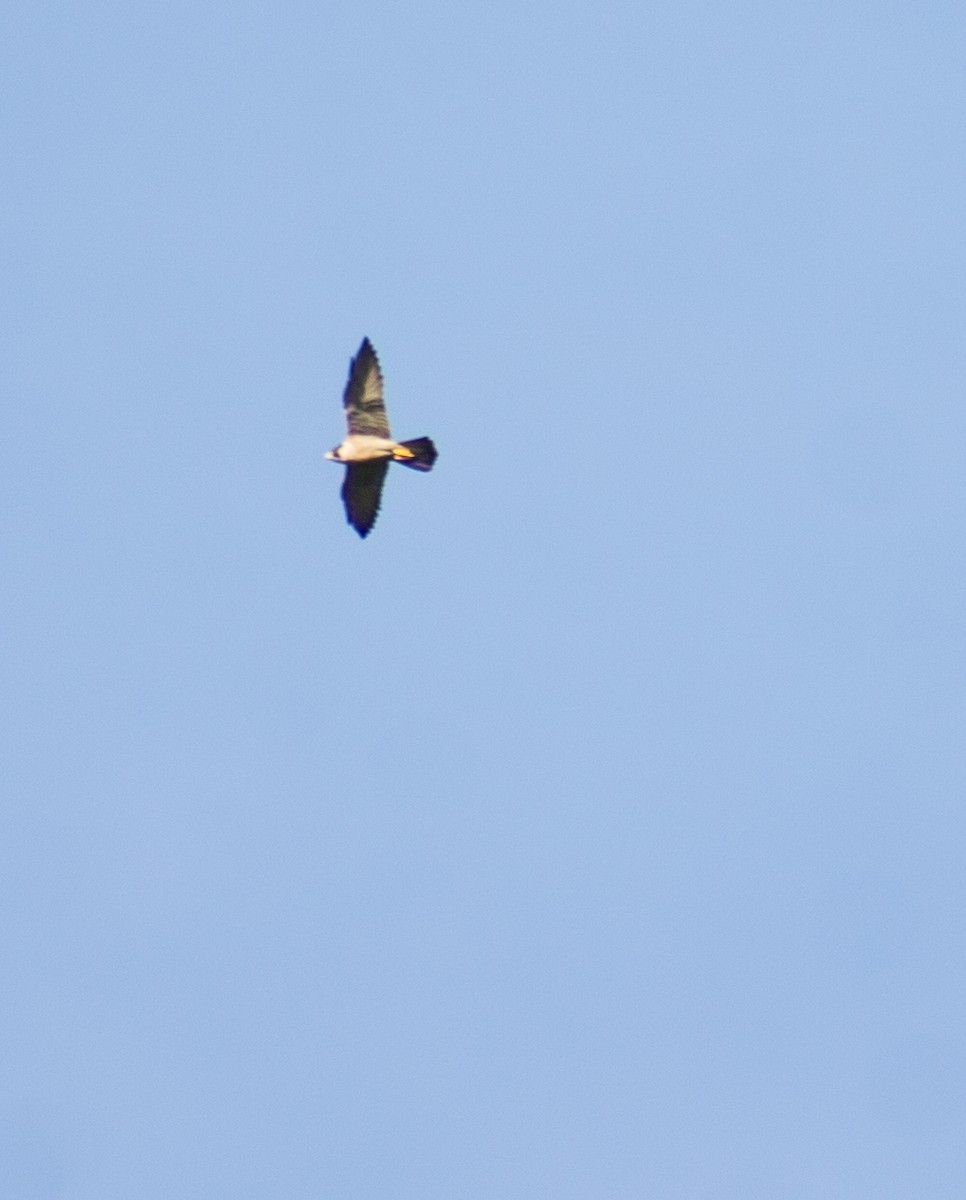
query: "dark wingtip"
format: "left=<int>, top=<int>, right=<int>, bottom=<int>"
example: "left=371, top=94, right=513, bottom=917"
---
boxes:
left=349, top=337, right=379, bottom=377
left=349, top=516, right=374, bottom=538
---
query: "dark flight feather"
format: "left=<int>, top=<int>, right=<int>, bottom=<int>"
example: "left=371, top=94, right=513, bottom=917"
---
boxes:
left=341, top=459, right=389, bottom=538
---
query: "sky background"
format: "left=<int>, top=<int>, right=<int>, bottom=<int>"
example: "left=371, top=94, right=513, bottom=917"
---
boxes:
left=3, top=1, right=966, bottom=1196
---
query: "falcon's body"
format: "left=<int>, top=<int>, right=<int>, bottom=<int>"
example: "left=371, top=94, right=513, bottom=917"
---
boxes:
left=328, top=433, right=404, bottom=462
left=325, top=339, right=437, bottom=537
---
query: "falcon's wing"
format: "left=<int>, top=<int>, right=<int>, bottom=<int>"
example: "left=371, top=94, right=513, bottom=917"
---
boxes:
left=343, top=338, right=391, bottom=437
left=341, top=460, right=389, bottom=538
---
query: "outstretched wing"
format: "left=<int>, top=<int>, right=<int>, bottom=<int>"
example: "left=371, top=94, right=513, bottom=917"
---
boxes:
left=341, top=460, right=389, bottom=538
left=343, top=338, right=391, bottom=437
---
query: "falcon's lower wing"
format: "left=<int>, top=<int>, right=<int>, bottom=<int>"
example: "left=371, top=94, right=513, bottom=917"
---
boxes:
left=341, top=460, right=389, bottom=538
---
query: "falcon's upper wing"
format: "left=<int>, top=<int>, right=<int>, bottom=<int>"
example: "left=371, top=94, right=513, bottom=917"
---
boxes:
left=343, top=338, right=391, bottom=437
left=341, top=460, right=389, bottom=538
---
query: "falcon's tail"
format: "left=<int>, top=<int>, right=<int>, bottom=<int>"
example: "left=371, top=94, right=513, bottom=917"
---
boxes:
left=392, top=437, right=438, bottom=472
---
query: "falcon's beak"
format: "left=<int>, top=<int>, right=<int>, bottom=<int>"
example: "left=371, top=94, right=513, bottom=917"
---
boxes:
left=325, top=449, right=339, bottom=461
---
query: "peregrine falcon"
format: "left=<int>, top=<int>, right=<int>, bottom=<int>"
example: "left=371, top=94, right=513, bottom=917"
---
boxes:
left=325, top=338, right=438, bottom=538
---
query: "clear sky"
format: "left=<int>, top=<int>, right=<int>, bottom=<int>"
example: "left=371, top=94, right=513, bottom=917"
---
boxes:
left=3, top=1, right=965, bottom=1196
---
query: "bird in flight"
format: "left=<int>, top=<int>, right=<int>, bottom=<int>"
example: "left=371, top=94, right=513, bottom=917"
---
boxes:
left=325, top=338, right=437, bottom=538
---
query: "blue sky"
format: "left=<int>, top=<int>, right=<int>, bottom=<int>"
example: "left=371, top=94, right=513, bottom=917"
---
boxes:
left=3, top=1, right=966, bottom=1196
